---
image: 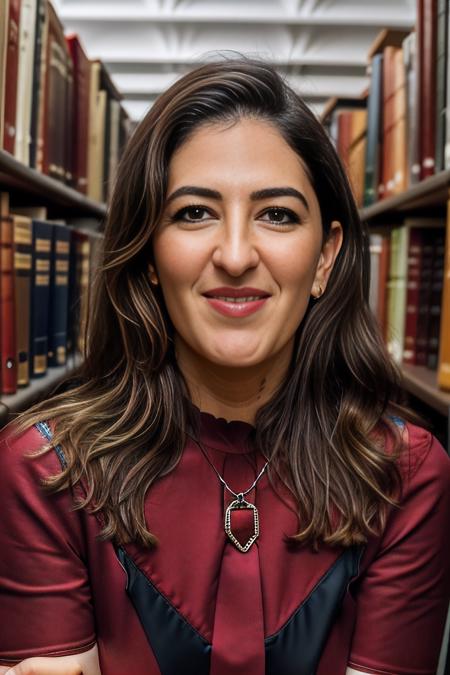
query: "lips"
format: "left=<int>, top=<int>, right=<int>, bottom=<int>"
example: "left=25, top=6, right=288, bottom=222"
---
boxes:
left=202, top=287, right=271, bottom=318
left=203, top=287, right=271, bottom=300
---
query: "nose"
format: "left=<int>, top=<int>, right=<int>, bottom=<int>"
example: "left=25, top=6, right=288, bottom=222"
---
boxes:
left=211, top=218, right=260, bottom=277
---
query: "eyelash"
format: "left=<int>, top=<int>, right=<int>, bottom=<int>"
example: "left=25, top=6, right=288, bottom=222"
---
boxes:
left=169, top=204, right=301, bottom=225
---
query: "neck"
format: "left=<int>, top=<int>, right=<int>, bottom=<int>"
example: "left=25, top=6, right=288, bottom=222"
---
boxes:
left=175, top=336, right=294, bottom=424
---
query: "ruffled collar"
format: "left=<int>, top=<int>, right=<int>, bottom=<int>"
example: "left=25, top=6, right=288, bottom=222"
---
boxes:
left=187, top=402, right=256, bottom=455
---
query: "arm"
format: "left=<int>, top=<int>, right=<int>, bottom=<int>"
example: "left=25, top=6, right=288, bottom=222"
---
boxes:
left=347, top=426, right=450, bottom=675
left=0, top=644, right=101, bottom=675
left=0, top=427, right=96, bottom=664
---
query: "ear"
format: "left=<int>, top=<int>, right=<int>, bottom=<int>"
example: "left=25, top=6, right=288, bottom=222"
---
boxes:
left=312, top=221, right=343, bottom=297
left=147, top=263, right=159, bottom=286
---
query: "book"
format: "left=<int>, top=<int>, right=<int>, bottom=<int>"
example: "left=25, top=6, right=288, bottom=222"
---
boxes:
left=47, top=223, right=70, bottom=366
left=363, top=53, right=383, bottom=206
left=426, top=229, right=445, bottom=369
left=0, top=0, right=10, bottom=147
left=386, top=225, right=408, bottom=363
left=0, top=192, right=17, bottom=394
left=66, top=33, right=90, bottom=193
left=28, top=0, right=46, bottom=169
left=29, top=218, right=53, bottom=377
left=403, top=31, right=421, bottom=185
left=435, top=0, right=448, bottom=172
left=14, top=0, right=37, bottom=165
left=438, top=201, right=450, bottom=389
left=3, top=0, right=21, bottom=154
left=12, top=213, right=32, bottom=386
left=417, top=0, right=438, bottom=179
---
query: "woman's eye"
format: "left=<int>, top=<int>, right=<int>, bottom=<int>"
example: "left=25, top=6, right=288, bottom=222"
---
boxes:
left=260, top=208, right=299, bottom=225
left=173, top=206, right=212, bottom=222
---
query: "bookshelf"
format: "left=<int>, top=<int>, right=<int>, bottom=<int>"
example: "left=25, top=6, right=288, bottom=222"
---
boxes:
left=359, top=173, right=450, bottom=431
left=0, top=150, right=107, bottom=219
left=0, top=352, right=83, bottom=427
left=360, top=168, right=450, bottom=223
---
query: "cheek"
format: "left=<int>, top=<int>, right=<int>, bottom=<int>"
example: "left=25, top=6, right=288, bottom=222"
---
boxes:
left=152, top=231, right=205, bottom=304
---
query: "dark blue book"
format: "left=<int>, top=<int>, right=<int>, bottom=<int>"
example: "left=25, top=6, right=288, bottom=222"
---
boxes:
left=47, top=224, right=71, bottom=367
left=363, top=53, right=383, bottom=206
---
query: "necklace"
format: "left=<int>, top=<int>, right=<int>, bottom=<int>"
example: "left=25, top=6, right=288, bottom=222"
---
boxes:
left=193, top=437, right=270, bottom=553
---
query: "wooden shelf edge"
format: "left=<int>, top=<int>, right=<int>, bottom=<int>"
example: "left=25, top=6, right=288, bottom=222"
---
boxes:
left=360, top=169, right=450, bottom=222
left=0, top=353, right=83, bottom=427
left=400, top=364, right=450, bottom=417
left=0, top=150, right=107, bottom=218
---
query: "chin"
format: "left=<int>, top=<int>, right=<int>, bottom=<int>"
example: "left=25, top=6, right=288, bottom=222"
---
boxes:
left=204, top=343, right=268, bottom=369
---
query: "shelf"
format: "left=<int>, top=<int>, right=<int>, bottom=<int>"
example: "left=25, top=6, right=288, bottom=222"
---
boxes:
left=360, top=169, right=450, bottom=224
left=400, top=364, right=450, bottom=417
left=0, top=353, right=83, bottom=427
left=0, top=150, right=107, bottom=219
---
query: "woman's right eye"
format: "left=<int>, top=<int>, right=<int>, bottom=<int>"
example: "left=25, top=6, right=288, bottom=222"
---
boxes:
left=172, top=205, right=213, bottom=222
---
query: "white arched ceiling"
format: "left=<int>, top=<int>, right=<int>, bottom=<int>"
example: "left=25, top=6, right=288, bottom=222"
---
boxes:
left=53, top=0, right=415, bottom=122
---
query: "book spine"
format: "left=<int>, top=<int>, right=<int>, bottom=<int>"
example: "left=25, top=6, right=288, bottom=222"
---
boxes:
left=415, top=234, right=434, bottom=364
left=426, top=230, right=445, bottom=368
left=3, top=0, right=21, bottom=154
left=419, top=0, right=438, bottom=179
left=14, top=0, right=37, bottom=166
left=0, top=214, right=17, bottom=394
left=29, top=219, right=52, bottom=377
left=363, top=54, right=383, bottom=206
left=29, top=0, right=46, bottom=169
left=438, top=202, right=450, bottom=388
left=403, top=228, right=423, bottom=363
left=47, top=225, right=70, bottom=366
left=13, top=216, right=32, bottom=386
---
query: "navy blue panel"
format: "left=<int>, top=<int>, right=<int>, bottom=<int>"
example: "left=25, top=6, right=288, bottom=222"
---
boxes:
left=35, top=421, right=68, bottom=468
left=265, top=545, right=364, bottom=675
left=117, top=546, right=211, bottom=675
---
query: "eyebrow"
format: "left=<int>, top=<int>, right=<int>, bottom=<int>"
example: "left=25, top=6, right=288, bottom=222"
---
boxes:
left=165, top=185, right=310, bottom=211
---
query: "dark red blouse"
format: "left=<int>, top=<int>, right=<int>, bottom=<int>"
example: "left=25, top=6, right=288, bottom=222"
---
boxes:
left=0, top=411, right=449, bottom=675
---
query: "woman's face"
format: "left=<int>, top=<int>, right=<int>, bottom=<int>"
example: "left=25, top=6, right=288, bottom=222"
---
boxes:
left=152, top=118, right=343, bottom=369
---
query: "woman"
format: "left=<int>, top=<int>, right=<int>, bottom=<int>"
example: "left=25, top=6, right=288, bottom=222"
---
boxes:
left=0, top=58, right=449, bottom=675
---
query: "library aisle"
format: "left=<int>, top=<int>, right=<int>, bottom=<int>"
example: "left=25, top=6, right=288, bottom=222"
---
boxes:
left=0, top=1, right=449, bottom=675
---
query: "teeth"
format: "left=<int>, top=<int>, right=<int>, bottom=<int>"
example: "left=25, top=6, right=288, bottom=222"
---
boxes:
left=213, top=296, right=264, bottom=302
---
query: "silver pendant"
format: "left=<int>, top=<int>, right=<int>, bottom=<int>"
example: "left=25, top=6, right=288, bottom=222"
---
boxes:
left=224, top=493, right=259, bottom=553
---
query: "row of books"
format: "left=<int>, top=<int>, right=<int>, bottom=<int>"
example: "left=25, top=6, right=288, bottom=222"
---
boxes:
left=369, top=211, right=450, bottom=391
left=0, top=191, right=101, bottom=395
left=0, top=0, right=133, bottom=203
left=323, top=0, right=449, bottom=208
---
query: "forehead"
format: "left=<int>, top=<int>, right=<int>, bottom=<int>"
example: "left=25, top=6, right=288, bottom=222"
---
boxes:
left=167, top=118, right=318, bottom=205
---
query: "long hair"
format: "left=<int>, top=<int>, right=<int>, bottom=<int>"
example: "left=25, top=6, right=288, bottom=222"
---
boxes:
left=7, top=57, right=421, bottom=549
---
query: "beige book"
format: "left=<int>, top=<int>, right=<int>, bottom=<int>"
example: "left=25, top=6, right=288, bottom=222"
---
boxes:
left=0, top=0, right=10, bottom=147
left=14, top=0, right=38, bottom=165
left=87, top=60, right=101, bottom=201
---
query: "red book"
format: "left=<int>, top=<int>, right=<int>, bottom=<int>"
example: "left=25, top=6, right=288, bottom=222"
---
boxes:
left=416, top=230, right=436, bottom=364
left=403, top=228, right=424, bottom=364
left=66, top=34, right=90, bottom=194
left=42, top=2, right=67, bottom=181
left=0, top=193, right=17, bottom=394
left=417, top=0, right=438, bottom=179
left=381, top=46, right=397, bottom=199
left=2, top=0, right=21, bottom=154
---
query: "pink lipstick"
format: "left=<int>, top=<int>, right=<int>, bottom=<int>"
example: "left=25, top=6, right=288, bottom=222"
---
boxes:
left=202, top=287, right=271, bottom=318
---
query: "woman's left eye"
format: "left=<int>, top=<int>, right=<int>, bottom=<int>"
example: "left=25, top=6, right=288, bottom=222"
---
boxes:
left=259, top=208, right=300, bottom=225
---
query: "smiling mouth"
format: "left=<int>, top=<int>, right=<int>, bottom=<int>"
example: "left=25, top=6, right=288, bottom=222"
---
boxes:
left=203, top=295, right=267, bottom=302
left=202, top=290, right=271, bottom=318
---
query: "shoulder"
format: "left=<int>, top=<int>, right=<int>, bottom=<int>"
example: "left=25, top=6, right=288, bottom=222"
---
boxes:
left=395, top=419, right=450, bottom=490
left=0, top=420, right=63, bottom=483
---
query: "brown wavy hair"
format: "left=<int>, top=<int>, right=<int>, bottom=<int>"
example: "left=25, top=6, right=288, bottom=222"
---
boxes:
left=7, top=57, right=422, bottom=550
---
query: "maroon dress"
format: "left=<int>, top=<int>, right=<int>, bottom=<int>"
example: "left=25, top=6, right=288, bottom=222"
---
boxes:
left=0, top=408, right=449, bottom=675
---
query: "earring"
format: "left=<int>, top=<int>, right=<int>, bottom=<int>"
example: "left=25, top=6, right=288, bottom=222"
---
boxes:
left=313, top=284, right=323, bottom=299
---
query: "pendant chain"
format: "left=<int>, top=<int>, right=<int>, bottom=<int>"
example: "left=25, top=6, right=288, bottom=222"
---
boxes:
left=190, top=435, right=270, bottom=500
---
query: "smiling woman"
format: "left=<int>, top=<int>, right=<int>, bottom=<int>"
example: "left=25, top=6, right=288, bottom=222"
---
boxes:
left=0, top=57, right=449, bottom=675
